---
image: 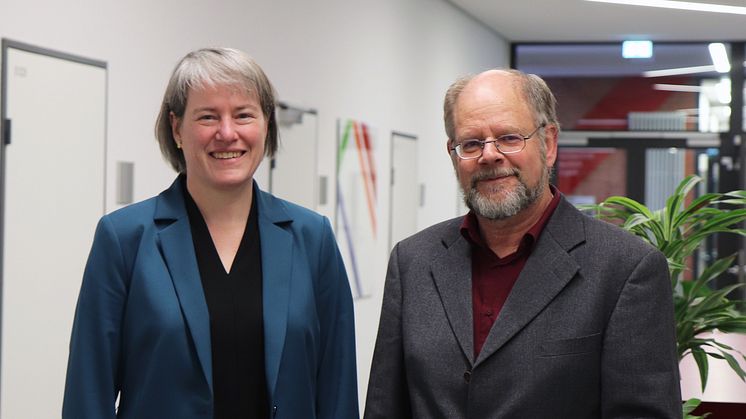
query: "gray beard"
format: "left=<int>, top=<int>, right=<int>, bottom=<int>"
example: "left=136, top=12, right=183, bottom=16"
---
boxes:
left=460, top=167, right=546, bottom=220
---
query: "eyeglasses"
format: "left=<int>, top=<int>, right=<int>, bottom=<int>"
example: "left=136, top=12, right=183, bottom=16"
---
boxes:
left=450, top=123, right=546, bottom=160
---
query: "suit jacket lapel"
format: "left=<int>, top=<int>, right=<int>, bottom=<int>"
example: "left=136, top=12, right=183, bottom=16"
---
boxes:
left=254, top=185, right=293, bottom=397
left=153, top=180, right=294, bottom=398
left=153, top=178, right=214, bottom=393
left=475, top=198, right=584, bottom=366
left=431, top=223, right=475, bottom=365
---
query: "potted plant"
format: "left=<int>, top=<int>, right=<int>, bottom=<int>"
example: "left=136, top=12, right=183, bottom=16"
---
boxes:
left=586, top=174, right=746, bottom=418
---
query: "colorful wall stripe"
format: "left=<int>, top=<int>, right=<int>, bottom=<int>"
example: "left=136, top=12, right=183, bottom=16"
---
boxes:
left=337, top=119, right=377, bottom=298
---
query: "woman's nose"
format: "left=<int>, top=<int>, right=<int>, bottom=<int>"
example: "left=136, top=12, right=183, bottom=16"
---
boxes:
left=216, top=119, right=237, bottom=141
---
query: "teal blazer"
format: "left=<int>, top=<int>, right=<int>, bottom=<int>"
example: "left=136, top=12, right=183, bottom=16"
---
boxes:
left=63, top=178, right=358, bottom=419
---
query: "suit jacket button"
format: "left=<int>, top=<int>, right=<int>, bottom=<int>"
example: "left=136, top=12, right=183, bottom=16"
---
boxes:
left=463, top=370, right=471, bottom=383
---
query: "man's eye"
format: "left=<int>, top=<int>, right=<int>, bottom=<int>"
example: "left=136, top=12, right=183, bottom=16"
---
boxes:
left=461, top=140, right=483, bottom=151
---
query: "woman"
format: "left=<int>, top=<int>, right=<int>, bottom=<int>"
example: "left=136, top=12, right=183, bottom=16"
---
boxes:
left=62, top=47, right=358, bottom=419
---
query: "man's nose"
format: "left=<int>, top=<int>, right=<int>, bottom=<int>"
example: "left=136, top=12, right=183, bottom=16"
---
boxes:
left=479, top=139, right=504, bottom=162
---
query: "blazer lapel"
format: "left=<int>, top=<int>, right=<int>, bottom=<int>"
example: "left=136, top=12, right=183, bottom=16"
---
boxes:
left=254, top=185, right=293, bottom=397
left=431, top=224, right=475, bottom=365
left=475, top=198, right=584, bottom=366
left=153, top=178, right=213, bottom=393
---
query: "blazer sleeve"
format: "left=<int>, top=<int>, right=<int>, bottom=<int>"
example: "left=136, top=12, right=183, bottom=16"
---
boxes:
left=315, top=216, right=360, bottom=419
left=601, top=248, right=682, bottom=418
left=62, top=216, right=127, bottom=419
left=363, top=243, right=411, bottom=419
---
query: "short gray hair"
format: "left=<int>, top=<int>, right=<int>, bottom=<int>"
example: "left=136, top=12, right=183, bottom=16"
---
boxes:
left=443, top=69, right=559, bottom=143
left=155, top=47, right=278, bottom=172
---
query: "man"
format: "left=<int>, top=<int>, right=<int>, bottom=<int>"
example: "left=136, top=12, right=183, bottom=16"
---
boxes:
left=364, top=69, right=681, bottom=418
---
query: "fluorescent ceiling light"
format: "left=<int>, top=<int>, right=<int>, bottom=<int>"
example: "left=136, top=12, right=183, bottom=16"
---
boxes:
left=708, top=43, right=731, bottom=73
left=644, top=60, right=746, bottom=77
left=643, top=65, right=716, bottom=77
left=653, top=84, right=702, bottom=92
left=585, top=0, right=746, bottom=15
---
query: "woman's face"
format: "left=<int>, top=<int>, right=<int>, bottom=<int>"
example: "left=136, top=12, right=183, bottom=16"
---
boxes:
left=171, top=84, right=267, bottom=193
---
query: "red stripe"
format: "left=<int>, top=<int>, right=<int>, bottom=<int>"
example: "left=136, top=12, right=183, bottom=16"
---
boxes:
left=352, top=121, right=377, bottom=236
left=362, top=123, right=377, bottom=197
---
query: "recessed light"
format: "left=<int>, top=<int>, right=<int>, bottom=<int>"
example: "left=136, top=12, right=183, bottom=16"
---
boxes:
left=622, top=40, right=653, bottom=58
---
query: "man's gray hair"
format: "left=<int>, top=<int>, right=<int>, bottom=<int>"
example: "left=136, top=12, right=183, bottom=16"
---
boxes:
left=443, top=69, right=559, bottom=143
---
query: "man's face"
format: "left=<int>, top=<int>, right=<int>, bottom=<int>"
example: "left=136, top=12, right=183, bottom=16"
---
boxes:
left=450, top=71, right=557, bottom=220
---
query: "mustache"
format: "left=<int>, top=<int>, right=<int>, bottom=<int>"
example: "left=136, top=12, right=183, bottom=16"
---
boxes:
left=469, top=167, right=520, bottom=188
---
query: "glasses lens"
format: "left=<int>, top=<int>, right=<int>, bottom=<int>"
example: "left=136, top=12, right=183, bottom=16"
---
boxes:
left=496, top=134, right=524, bottom=153
left=459, top=140, right=483, bottom=158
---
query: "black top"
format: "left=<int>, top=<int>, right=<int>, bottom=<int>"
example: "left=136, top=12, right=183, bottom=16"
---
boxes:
left=183, top=180, right=269, bottom=419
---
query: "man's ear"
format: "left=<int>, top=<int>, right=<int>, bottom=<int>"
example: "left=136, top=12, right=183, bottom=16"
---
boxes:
left=544, top=124, right=559, bottom=168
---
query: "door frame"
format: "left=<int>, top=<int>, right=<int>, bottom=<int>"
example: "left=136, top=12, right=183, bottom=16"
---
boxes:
left=0, top=38, right=107, bottom=406
left=388, top=130, right=418, bottom=251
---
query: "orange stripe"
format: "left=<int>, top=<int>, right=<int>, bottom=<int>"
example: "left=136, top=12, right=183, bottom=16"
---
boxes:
left=362, top=123, right=377, bottom=197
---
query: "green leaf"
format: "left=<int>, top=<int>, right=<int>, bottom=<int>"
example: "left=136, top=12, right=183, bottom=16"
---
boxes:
left=700, top=209, right=746, bottom=232
left=674, top=174, right=701, bottom=198
left=692, top=348, right=710, bottom=391
left=709, top=341, right=736, bottom=351
left=696, top=256, right=736, bottom=286
left=602, top=196, right=652, bottom=215
left=682, top=398, right=702, bottom=416
left=686, top=286, right=741, bottom=319
left=715, top=321, right=746, bottom=334
left=721, top=350, right=746, bottom=381
left=674, top=193, right=719, bottom=229
left=602, top=196, right=666, bottom=241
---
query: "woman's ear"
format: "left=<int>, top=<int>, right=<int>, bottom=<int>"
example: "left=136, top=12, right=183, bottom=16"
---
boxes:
left=169, top=111, right=182, bottom=147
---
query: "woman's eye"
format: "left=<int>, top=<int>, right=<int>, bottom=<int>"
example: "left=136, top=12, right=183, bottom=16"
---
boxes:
left=198, top=114, right=217, bottom=121
left=237, top=113, right=254, bottom=120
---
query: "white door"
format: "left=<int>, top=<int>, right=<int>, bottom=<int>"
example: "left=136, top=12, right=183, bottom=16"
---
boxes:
left=0, top=40, right=106, bottom=418
left=389, top=132, right=418, bottom=250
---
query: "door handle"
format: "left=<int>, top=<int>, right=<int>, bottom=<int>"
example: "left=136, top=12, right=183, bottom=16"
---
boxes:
left=3, top=118, right=10, bottom=145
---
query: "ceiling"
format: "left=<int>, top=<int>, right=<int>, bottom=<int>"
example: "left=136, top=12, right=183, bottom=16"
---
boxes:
left=515, top=42, right=722, bottom=77
left=449, top=0, right=746, bottom=42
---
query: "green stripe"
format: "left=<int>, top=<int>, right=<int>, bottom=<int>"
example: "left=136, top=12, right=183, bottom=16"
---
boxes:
left=337, top=119, right=353, bottom=174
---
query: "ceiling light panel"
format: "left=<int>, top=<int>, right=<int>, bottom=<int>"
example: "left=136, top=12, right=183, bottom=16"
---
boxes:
left=585, top=0, right=746, bottom=15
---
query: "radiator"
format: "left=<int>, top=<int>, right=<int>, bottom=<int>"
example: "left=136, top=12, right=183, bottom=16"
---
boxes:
left=628, top=111, right=687, bottom=131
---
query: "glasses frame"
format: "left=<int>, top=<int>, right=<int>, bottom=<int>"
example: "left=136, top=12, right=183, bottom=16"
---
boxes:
left=450, top=122, right=546, bottom=160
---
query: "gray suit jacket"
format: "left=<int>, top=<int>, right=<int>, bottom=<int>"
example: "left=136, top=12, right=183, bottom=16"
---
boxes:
left=365, top=196, right=681, bottom=419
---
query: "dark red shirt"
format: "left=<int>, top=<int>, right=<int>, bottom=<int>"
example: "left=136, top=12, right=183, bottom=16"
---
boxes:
left=460, top=186, right=561, bottom=357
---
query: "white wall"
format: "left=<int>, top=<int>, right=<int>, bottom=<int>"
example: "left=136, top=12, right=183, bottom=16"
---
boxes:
left=0, top=0, right=508, bottom=412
